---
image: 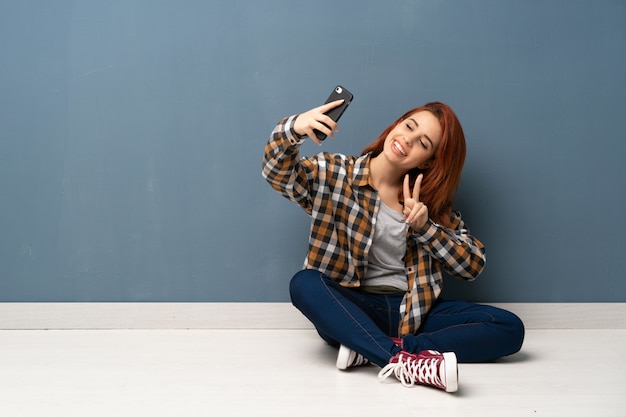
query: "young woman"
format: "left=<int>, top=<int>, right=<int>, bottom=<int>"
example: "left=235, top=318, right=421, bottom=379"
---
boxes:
left=262, top=98, right=524, bottom=393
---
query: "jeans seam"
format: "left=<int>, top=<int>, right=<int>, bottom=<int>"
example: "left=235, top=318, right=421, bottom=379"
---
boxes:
left=422, top=321, right=487, bottom=337
left=426, top=312, right=496, bottom=322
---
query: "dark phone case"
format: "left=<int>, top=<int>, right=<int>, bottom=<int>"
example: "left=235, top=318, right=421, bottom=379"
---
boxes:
left=315, top=86, right=353, bottom=141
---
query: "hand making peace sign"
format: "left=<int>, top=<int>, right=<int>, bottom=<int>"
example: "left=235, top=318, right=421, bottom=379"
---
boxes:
left=403, top=173, right=429, bottom=231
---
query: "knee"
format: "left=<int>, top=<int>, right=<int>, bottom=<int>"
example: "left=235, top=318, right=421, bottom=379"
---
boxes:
left=289, top=269, right=322, bottom=306
left=499, top=309, right=525, bottom=355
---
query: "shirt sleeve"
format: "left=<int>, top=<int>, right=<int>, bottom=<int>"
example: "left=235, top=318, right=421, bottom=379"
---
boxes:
left=411, top=211, right=486, bottom=280
left=261, top=115, right=317, bottom=215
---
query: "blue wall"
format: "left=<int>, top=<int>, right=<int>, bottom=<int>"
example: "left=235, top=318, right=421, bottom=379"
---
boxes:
left=1, top=0, right=624, bottom=302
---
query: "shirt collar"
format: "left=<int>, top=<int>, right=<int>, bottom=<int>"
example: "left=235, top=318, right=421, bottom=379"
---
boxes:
left=353, top=153, right=374, bottom=188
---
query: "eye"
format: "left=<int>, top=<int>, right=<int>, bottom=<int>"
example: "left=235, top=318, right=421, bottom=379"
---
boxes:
left=406, top=123, right=413, bottom=131
left=419, top=138, right=428, bottom=149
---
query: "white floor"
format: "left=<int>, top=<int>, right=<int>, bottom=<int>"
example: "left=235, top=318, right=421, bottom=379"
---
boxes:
left=0, top=328, right=625, bottom=417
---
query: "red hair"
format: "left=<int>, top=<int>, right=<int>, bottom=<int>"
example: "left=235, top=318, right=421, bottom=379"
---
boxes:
left=361, top=102, right=466, bottom=228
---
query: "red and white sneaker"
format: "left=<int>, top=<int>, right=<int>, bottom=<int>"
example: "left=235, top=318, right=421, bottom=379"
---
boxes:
left=378, top=350, right=458, bottom=393
left=336, top=345, right=370, bottom=370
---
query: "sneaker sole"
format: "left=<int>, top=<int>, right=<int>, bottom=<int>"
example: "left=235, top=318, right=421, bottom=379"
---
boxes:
left=336, top=345, right=353, bottom=370
left=443, top=352, right=458, bottom=393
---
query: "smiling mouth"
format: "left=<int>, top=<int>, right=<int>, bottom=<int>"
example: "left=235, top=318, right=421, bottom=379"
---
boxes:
left=393, top=140, right=407, bottom=156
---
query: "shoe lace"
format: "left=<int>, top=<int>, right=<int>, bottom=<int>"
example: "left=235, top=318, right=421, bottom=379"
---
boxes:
left=378, top=353, right=442, bottom=388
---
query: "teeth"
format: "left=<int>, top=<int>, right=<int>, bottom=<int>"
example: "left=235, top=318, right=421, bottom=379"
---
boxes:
left=394, top=141, right=406, bottom=156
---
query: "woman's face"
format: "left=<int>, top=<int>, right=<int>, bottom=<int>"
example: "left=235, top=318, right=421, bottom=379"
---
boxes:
left=382, top=110, right=442, bottom=171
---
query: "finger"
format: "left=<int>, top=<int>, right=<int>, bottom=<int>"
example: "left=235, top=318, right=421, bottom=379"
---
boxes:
left=302, top=127, right=322, bottom=145
left=403, top=204, right=411, bottom=220
left=403, top=174, right=411, bottom=202
left=413, top=174, right=423, bottom=202
left=414, top=205, right=429, bottom=229
left=318, top=116, right=338, bottom=135
left=407, top=204, right=428, bottom=227
left=406, top=204, right=420, bottom=223
left=309, top=131, right=322, bottom=145
left=317, top=99, right=344, bottom=113
left=416, top=204, right=428, bottom=220
left=313, top=121, right=335, bottom=139
left=315, top=100, right=344, bottom=133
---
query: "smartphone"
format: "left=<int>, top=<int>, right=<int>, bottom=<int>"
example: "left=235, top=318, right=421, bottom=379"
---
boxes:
left=315, top=85, right=353, bottom=141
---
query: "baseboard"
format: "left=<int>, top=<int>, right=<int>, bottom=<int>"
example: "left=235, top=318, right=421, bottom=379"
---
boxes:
left=0, top=302, right=624, bottom=330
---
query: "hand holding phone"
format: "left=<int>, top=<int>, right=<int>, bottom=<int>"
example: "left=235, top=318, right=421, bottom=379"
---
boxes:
left=292, top=85, right=354, bottom=144
left=315, top=85, right=353, bottom=141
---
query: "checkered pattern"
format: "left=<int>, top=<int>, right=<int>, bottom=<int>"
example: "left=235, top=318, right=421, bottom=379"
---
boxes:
left=263, top=116, right=486, bottom=336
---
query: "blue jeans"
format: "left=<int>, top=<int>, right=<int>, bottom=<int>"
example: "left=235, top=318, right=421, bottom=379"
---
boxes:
left=289, top=269, right=525, bottom=367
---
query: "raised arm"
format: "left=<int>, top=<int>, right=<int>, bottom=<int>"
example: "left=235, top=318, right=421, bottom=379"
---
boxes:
left=261, top=100, right=344, bottom=212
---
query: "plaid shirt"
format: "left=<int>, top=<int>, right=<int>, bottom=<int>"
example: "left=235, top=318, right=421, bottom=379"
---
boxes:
left=262, top=115, right=486, bottom=336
